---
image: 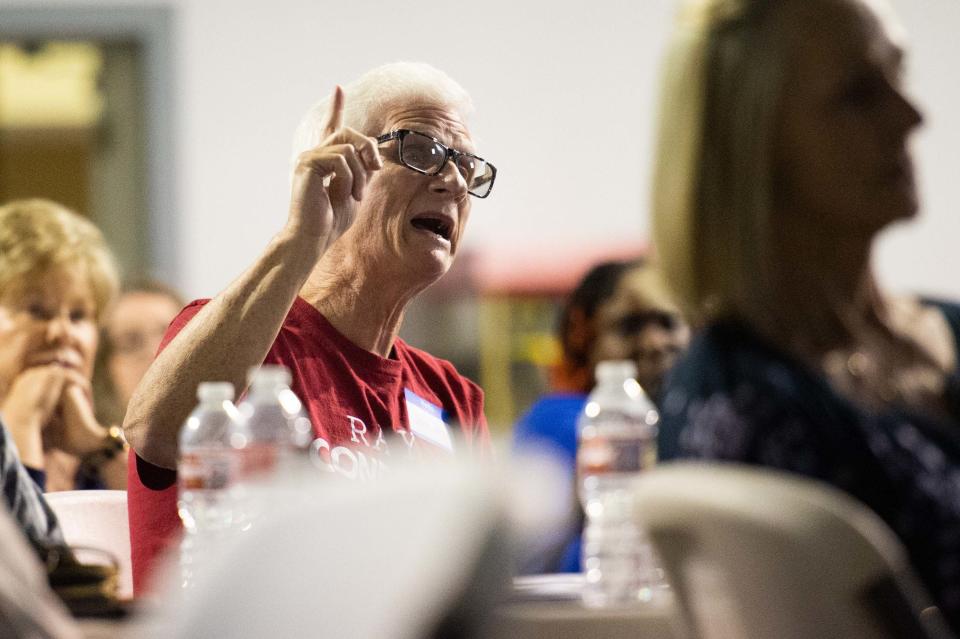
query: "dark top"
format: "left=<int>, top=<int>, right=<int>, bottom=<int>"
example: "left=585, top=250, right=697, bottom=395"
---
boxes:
left=0, top=417, right=65, bottom=559
left=658, top=300, right=960, bottom=631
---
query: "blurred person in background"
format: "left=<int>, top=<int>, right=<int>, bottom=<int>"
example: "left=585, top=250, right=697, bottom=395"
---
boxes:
left=654, top=0, right=960, bottom=628
left=0, top=199, right=126, bottom=492
left=513, top=258, right=689, bottom=572
left=93, top=280, right=184, bottom=428
left=123, top=62, right=495, bottom=592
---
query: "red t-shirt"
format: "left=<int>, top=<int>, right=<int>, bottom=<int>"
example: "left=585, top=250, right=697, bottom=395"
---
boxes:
left=127, top=297, right=490, bottom=593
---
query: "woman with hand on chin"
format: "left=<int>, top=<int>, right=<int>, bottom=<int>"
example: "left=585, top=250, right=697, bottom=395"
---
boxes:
left=0, top=199, right=126, bottom=491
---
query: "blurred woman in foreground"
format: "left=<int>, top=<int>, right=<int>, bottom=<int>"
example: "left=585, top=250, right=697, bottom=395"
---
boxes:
left=654, top=0, right=960, bottom=627
left=0, top=199, right=126, bottom=490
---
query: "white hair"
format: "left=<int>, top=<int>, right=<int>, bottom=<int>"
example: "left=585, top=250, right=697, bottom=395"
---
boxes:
left=291, top=62, right=474, bottom=167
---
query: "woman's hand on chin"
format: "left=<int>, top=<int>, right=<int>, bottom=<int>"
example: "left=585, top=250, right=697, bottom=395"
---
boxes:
left=47, top=374, right=108, bottom=458
left=0, top=365, right=71, bottom=467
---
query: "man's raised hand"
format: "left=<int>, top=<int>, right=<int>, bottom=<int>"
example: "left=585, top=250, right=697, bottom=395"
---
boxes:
left=287, top=86, right=383, bottom=255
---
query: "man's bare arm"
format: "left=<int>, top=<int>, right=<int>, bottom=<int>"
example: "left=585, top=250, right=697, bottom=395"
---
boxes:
left=122, top=88, right=382, bottom=469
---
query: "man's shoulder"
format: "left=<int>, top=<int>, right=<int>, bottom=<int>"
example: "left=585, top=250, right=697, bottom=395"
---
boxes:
left=163, top=298, right=310, bottom=350
left=158, top=298, right=212, bottom=351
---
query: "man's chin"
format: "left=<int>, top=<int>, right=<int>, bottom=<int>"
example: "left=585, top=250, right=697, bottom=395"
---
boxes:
left=420, top=250, right=453, bottom=281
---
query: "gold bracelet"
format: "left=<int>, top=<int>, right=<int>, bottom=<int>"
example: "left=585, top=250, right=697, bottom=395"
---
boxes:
left=80, top=426, right=128, bottom=468
left=104, top=426, right=127, bottom=457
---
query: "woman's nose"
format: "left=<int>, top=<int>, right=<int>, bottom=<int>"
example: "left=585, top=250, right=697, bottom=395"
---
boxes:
left=634, top=326, right=685, bottom=373
left=44, top=314, right=71, bottom=344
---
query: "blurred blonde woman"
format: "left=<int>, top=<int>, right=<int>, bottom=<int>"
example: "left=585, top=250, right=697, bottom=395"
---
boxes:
left=653, top=0, right=960, bottom=629
left=0, top=199, right=126, bottom=491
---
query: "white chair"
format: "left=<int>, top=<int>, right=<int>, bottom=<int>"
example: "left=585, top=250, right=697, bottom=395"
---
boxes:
left=147, top=460, right=512, bottom=639
left=632, top=462, right=955, bottom=639
left=44, top=490, right=132, bottom=600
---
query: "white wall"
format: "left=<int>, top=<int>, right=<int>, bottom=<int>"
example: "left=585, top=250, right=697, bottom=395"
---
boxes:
left=169, top=0, right=675, bottom=299
left=10, top=0, right=960, bottom=300
left=875, top=1, right=960, bottom=299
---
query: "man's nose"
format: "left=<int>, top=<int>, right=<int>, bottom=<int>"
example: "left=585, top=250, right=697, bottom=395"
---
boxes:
left=429, top=160, right=468, bottom=197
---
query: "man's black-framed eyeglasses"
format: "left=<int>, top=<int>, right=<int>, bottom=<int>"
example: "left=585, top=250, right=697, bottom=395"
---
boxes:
left=376, top=129, right=497, bottom=199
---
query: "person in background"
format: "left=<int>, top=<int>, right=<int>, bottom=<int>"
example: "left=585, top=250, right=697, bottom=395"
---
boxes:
left=93, top=280, right=184, bottom=429
left=653, top=0, right=960, bottom=629
left=122, top=62, right=495, bottom=593
left=513, top=258, right=689, bottom=572
left=0, top=199, right=126, bottom=492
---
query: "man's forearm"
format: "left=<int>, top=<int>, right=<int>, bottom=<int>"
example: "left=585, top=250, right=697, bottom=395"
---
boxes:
left=123, top=232, right=318, bottom=469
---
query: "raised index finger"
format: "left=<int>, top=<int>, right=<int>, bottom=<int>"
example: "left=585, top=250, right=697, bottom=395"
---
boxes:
left=322, top=85, right=345, bottom=138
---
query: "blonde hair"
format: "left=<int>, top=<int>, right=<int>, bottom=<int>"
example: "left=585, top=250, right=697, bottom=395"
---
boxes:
left=0, top=199, right=119, bottom=321
left=291, top=61, right=474, bottom=166
left=652, top=0, right=789, bottom=326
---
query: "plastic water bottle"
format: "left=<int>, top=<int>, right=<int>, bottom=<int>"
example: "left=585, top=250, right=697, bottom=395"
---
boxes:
left=577, top=360, right=664, bottom=607
left=177, top=381, right=244, bottom=589
left=233, top=365, right=314, bottom=525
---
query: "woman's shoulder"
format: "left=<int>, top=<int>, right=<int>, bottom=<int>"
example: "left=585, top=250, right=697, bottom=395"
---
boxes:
left=658, top=320, right=833, bottom=460
left=921, top=297, right=960, bottom=341
left=666, top=321, right=804, bottom=396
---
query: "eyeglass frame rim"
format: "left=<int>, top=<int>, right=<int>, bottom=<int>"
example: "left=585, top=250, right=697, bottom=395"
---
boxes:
left=375, top=128, right=497, bottom=199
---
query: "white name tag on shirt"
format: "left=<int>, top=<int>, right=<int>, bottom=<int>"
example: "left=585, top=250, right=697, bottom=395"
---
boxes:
left=405, top=389, right=454, bottom=452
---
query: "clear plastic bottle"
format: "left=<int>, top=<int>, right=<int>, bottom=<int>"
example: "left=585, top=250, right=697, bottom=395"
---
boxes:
left=232, top=365, right=314, bottom=526
left=577, top=360, right=665, bottom=607
left=177, top=381, right=244, bottom=589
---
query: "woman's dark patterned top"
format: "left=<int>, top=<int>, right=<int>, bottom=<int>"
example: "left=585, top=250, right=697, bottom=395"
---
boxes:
left=658, top=301, right=960, bottom=632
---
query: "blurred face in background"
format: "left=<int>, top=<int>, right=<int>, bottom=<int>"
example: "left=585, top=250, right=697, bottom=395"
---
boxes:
left=0, top=267, right=99, bottom=393
left=772, top=0, right=923, bottom=237
left=104, top=291, right=182, bottom=409
left=591, top=267, right=690, bottom=400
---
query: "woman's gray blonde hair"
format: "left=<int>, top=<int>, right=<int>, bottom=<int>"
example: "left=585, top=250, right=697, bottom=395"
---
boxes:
left=0, top=199, right=120, bottom=321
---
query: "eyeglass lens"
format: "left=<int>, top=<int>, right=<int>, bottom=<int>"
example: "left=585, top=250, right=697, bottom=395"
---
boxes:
left=400, top=131, right=495, bottom=197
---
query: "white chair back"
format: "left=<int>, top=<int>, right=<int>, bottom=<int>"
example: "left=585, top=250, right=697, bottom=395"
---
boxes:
left=633, top=462, right=954, bottom=639
left=44, top=490, right=132, bottom=600
left=148, top=460, right=511, bottom=639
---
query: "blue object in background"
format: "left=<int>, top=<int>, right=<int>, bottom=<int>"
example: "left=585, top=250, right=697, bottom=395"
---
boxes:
left=512, top=393, right=587, bottom=573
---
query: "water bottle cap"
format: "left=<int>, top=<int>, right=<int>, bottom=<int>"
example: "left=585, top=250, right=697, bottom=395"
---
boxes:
left=197, top=381, right=235, bottom=402
left=594, top=360, right=638, bottom=384
left=247, top=364, right=292, bottom=389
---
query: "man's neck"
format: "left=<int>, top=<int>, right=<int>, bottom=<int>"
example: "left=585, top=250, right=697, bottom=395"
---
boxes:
left=299, top=250, right=416, bottom=358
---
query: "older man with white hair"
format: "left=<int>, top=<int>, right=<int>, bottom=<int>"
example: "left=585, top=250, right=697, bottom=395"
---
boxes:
left=122, top=62, right=497, bottom=591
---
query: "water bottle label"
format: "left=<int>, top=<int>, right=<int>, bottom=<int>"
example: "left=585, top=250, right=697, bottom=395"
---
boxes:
left=577, top=437, right=657, bottom=476
left=179, top=450, right=235, bottom=490
left=240, top=442, right=280, bottom=478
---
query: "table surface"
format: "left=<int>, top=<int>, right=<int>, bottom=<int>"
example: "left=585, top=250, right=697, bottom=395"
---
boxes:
left=491, top=574, right=684, bottom=639
left=492, top=600, right=681, bottom=639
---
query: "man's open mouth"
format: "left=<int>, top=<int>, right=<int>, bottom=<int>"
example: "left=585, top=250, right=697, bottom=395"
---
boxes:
left=410, top=214, right=453, bottom=241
